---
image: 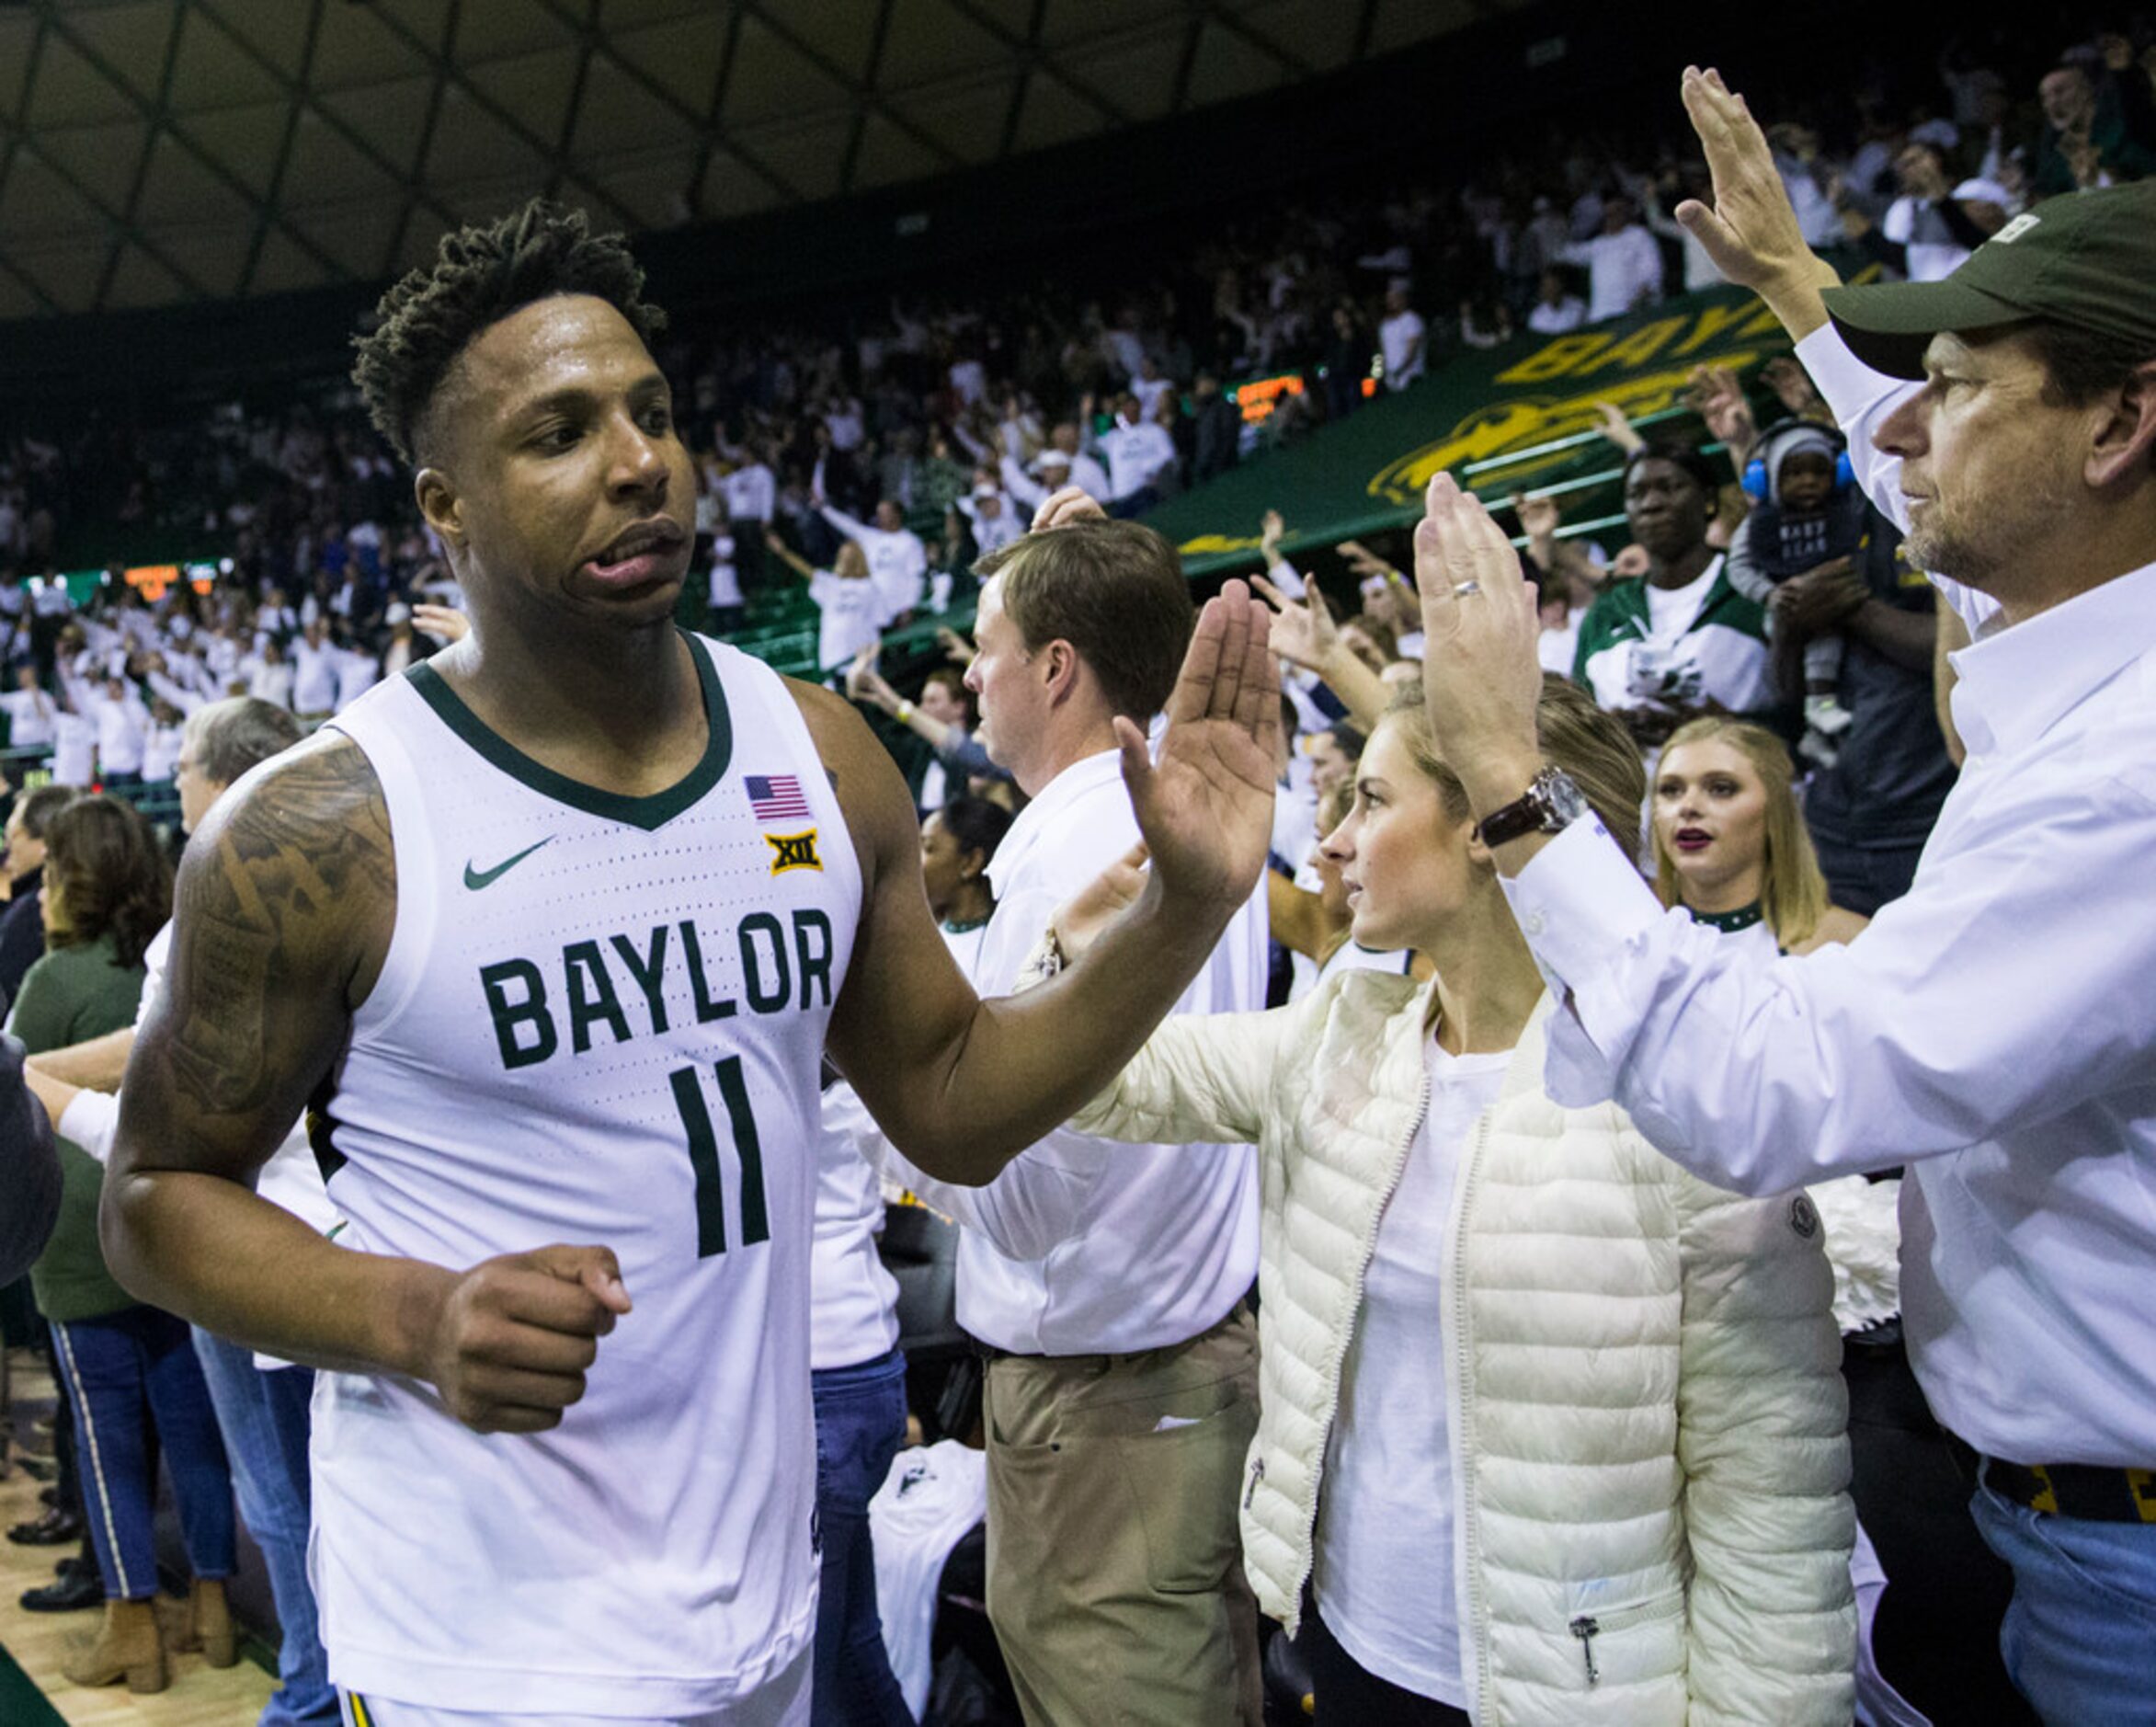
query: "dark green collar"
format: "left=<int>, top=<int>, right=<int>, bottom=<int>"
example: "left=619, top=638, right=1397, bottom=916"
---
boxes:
left=941, top=913, right=991, bottom=935
left=405, top=630, right=733, bottom=832
left=1689, top=900, right=1765, bottom=934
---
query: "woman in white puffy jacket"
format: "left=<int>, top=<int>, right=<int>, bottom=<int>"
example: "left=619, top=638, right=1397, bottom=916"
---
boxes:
left=1058, top=677, right=1854, bottom=1725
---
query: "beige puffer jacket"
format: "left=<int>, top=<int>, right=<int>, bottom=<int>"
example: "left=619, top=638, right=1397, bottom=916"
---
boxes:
left=1074, top=974, right=1854, bottom=1724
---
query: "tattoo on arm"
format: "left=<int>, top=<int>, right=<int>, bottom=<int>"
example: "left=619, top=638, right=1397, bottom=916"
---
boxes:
left=165, top=740, right=394, bottom=1119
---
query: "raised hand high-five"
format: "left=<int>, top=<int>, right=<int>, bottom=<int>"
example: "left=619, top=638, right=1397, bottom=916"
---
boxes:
left=1673, top=66, right=1842, bottom=339
left=1414, top=474, right=1546, bottom=825
left=1116, top=579, right=1279, bottom=916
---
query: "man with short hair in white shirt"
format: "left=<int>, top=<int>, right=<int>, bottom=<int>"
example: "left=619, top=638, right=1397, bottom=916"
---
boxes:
left=1560, top=193, right=1666, bottom=323
left=1377, top=280, right=1426, bottom=391
left=1524, top=268, right=1587, bottom=334
left=818, top=496, right=928, bottom=624
left=1415, top=70, right=2156, bottom=1725
left=1094, top=396, right=1179, bottom=516
left=871, top=507, right=1267, bottom=1727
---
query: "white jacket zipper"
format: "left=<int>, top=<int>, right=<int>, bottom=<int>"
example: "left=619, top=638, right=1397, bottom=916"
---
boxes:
left=1291, top=1067, right=1432, bottom=1622
left=1567, top=1594, right=1684, bottom=1688
left=1450, top=1106, right=1498, bottom=1721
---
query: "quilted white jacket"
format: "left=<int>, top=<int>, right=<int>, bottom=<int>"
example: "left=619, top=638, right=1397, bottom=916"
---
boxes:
left=1074, top=974, right=1854, bottom=1724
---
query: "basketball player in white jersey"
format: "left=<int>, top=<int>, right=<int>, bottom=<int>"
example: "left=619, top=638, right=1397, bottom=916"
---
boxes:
left=96, top=202, right=1281, bottom=1727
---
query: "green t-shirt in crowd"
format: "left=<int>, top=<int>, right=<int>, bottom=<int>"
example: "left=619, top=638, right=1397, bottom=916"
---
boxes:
left=6, top=932, right=145, bottom=1323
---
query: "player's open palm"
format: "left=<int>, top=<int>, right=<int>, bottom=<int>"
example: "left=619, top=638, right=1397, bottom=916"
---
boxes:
left=1117, top=579, right=1278, bottom=913
left=420, top=1243, right=633, bottom=1435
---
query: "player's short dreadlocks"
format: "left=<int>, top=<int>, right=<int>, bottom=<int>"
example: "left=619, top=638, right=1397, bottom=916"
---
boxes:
left=351, top=199, right=667, bottom=468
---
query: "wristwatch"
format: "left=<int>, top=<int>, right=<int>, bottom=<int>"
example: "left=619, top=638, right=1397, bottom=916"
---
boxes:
left=1476, top=766, right=1590, bottom=848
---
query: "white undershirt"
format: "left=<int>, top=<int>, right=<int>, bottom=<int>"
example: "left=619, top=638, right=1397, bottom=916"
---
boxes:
left=1314, top=1038, right=1509, bottom=1704
left=1642, top=555, right=1722, bottom=646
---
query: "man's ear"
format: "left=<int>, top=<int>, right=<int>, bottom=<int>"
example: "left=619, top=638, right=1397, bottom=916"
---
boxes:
left=2086, top=359, right=2156, bottom=489
left=1039, top=638, right=1081, bottom=703
left=415, top=466, right=463, bottom=550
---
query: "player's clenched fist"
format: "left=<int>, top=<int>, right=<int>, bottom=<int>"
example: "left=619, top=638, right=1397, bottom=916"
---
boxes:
left=416, top=1243, right=633, bottom=1434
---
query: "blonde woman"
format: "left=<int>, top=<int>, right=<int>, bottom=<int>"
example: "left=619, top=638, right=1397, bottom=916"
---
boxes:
left=1649, top=715, right=1867, bottom=954
left=1055, top=678, right=1853, bottom=1724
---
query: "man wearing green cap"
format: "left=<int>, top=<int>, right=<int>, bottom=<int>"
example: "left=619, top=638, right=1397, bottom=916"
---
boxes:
left=1408, top=63, right=2156, bottom=1724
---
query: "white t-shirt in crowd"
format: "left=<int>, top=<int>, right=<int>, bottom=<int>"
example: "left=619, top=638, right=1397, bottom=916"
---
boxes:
left=1130, top=374, right=1175, bottom=418
left=1643, top=559, right=1717, bottom=643
left=1098, top=420, right=1177, bottom=502
left=722, top=463, right=776, bottom=524
left=708, top=533, right=742, bottom=610
left=1562, top=224, right=1665, bottom=323
left=870, top=1442, right=988, bottom=1721
left=820, top=506, right=928, bottom=623
left=1538, top=615, right=1581, bottom=676
left=1313, top=1039, right=1510, bottom=1705
left=335, top=648, right=382, bottom=712
left=1379, top=310, right=1427, bottom=390
left=292, top=639, right=341, bottom=713
left=0, top=687, right=57, bottom=749
left=50, top=711, right=95, bottom=785
left=1526, top=295, right=1587, bottom=334
left=807, top=571, right=883, bottom=672
left=810, top=1084, right=903, bottom=1373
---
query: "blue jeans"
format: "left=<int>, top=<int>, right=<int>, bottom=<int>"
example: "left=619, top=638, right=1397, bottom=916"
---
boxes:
left=1970, top=1478, right=2156, bottom=1723
left=810, top=1347, right=912, bottom=1727
left=194, top=1328, right=338, bottom=1724
left=50, top=1306, right=235, bottom=1599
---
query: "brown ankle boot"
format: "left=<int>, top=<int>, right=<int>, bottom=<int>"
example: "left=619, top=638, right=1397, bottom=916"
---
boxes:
left=189, top=1576, right=237, bottom=1668
left=62, top=1596, right=168, bottom=1693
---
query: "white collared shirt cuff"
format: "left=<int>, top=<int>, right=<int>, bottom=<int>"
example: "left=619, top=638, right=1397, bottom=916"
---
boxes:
left=1499, top=818, right=1664, bottom=989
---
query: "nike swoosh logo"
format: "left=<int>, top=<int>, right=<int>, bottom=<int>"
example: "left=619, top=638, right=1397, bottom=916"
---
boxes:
left=462, top=837, right=554, bottom=891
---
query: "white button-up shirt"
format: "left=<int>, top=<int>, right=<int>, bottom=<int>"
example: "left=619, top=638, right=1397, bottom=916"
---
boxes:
left=870, top=749, right=1264, bottom=1355
left=1497, top=324, right=2156, bottom=1468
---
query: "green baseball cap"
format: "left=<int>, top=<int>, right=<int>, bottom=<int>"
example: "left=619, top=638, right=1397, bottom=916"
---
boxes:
left=1820, top=178, right=2156, bottom=379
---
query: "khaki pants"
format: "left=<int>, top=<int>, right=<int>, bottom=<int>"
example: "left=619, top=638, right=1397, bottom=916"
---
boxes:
left=983, top=1307, right=1263, bottom=1727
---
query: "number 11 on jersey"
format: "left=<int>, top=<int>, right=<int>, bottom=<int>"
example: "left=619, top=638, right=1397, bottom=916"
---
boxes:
left=668, top=1055, right=769, bottom=1258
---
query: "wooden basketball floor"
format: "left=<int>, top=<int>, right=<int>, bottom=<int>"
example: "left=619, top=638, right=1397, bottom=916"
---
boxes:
left=0, top=1346, right=277, bottom=1725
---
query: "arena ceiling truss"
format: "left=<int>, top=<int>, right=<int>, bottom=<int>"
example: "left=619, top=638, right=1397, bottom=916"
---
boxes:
left=0, top=0, right=1499, bottom=320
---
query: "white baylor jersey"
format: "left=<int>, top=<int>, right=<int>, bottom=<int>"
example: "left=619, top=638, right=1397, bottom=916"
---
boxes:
left=315, top=633, right=861, bottom=1716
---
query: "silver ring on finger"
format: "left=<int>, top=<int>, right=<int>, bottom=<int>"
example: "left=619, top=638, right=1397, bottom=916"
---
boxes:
left=1452, top=579, right=1481, bottom=599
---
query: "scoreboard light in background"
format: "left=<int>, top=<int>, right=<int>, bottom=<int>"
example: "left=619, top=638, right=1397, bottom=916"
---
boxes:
left=122, top=562, right=221, bottom=600
left=124, top=564, right=180, bottom=600
left=1229, top=372, right=1302, bottom=424
left=1230, top=371, right=1377, bottom=424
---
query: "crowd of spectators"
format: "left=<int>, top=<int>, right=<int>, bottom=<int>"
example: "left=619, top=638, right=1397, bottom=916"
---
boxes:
left=2, top=24, right=2147, bottom=749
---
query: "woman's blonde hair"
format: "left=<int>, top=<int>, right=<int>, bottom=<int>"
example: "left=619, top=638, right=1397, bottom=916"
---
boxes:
left=1650, top=715, right=1830, bottom=949
left=1380, top=673, right=1646, bottom=859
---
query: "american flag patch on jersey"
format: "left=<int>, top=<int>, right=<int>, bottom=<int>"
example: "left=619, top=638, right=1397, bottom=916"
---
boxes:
left=745, top=773, right=813, bottom=820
